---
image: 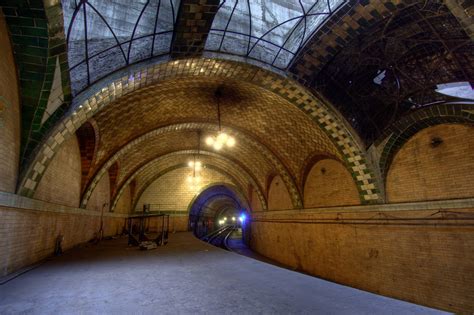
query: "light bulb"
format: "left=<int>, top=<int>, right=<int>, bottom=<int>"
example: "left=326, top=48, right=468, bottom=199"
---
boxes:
left=217, top=132, right=228, bottom=143
left=195, top=161, right=202, bottom=167
left=188, top=161, right=194, bottom=167
left=226, top=137, right=235, bottom=147
left=195, top=164, right=202, bottom=171
left=206, top=137, right=214, bottom=146
left=213, top=142, right=223, bottom=150
left=187, top=176, right=193, bottom=183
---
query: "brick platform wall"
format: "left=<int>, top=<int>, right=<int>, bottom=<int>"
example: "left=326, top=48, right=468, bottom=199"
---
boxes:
left=268, top=175, right=293, bottom=210
left=0, top=13, right=20, bottom=193
left=250, top=202, right=474, bottom=313
left=86, top=172, right=110, bottom=212
left=304, top=159, right=360, bottom=208
left=169, top=216, right=189, bottom=232
left=34, top=136, right=81, bottom=208
left=144, top=215, right=189, bottom=233
left=387, top=124, right=474, bottom=202
left=136, top=167, right=233, bottom=212
left=0, top=194, right=126, bottom=277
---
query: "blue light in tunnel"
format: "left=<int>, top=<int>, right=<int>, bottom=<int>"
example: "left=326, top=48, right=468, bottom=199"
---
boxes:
left=239, top=213, right=246, bottom=223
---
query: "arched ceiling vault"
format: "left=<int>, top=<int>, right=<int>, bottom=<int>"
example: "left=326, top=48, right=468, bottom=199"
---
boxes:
left=82, top=122, right=296, bottom=208
left=95, top=127, right=274, bottom=191
left=19, top=58, right=381, bottom=204
left=3, top=1, right=472, bottom=206
left=109, top=150, right=267, bottom=212
left=86, top=78, right=339, bottom=196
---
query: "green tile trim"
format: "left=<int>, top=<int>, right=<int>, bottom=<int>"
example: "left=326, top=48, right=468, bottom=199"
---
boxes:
left=2, top=2, right=72, bottom=173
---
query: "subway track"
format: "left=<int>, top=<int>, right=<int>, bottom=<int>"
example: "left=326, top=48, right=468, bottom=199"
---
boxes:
left=201, top=225, right=237, bottom=250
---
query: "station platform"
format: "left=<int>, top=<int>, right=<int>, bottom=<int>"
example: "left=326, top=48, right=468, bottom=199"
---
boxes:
left=0, top=232, right=446, bottom=314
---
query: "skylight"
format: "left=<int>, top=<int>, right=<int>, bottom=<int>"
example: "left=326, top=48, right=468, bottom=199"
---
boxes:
left=205, top=0, right=347, bottom=69
left=436, top=82, right=474, bottom=100
left=62, top=0, right=180, bottom=94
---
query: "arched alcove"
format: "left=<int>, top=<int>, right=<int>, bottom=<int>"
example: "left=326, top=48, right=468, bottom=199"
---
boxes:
left=267, top=175, right=293, bottom=210
left=387, top=124, right=474, bottom=203
left=303, top=158, right=360, bottom=208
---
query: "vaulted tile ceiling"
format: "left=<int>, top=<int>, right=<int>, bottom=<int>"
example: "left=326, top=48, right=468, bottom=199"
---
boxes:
left=2, top=0, right=472, bottom=205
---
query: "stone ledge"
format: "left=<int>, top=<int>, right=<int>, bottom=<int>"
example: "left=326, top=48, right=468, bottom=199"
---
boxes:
left=253, top=197, right=474, bottom=216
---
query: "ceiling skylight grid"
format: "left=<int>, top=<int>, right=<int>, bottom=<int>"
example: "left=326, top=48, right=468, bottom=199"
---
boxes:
left=63, top=0, right=180, bottom=94
left=205, top=0, right=347, bottom=69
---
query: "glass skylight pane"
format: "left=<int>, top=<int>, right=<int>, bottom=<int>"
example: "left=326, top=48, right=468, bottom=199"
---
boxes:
left=206, top=0, right=347, bottom=68
left=62, top=0, right=180, bottom=94
left=436, top=82, right=474, bottom=100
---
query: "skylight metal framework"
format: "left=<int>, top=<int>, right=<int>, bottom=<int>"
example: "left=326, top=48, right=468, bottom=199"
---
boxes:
left=205, top=0, right=347, bottom=69
left=63, top=0, right=180, bottom=94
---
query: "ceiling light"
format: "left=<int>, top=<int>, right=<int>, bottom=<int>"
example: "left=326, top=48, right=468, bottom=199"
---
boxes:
left=188, top=131, right=204, bottom=185
left=226, top=137, right=235, bottom=147
left=205, top=136, right=214, bottom=146
left=206, top=87, right=236, bottom=151
left=213, top=141, right=223, bottom=151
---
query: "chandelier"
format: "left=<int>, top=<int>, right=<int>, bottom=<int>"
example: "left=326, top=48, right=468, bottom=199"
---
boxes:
left=205, top=87, right=235, bottom=151
left=187, top=131, right=202, bottom=184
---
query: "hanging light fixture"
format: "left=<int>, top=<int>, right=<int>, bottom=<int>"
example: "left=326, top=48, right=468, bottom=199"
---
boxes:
left=205, top=87, right=236, bottom=151
left=188, top=131, right=203, bottom=184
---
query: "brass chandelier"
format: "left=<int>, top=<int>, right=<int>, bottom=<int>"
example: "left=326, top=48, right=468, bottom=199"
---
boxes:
left=205, top=87, right=235, bottom=150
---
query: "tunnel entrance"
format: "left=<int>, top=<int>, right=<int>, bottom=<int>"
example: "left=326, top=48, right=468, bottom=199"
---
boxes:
left=188, top=184, right=250, bottom=248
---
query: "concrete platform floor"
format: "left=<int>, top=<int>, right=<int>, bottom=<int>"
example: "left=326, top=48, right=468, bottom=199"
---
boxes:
left=0, top=232, right=446, bottom=315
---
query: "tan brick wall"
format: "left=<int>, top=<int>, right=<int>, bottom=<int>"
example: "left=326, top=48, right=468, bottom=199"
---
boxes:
left=114, top=184, right=131, bottom=214
left=86, top=172, right=110, bottom=212
left=136, top=167, right=233, bottom=212
left=34, top=136, right=81, bottom=208
left=0, top=13, right=20, bottom=193
left=169, top=216, right=189, bottom=232
left=0, top=205, right=124, bottom=276
left=145, top=215, right=189, bottom=233
left=387, top=124, right=474, bottom=202
left=268, top=175, right=293, bottom=210
left=304, top=159, right=360, bottom=208
left=250, top=207, right=474, bottom=313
